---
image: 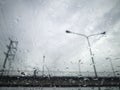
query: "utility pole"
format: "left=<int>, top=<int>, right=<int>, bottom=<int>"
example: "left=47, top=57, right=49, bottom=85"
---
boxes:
left=106, top=57, right=116, bottom=77
left=1, top=38, right=18, bottom=76
left=42, top=55, right=45, bottom=76
left=78, top=59, right=82, bottom=76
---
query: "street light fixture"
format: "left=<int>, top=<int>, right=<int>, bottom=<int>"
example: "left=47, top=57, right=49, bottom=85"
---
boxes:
left=66, top=30, right=106, bottom=77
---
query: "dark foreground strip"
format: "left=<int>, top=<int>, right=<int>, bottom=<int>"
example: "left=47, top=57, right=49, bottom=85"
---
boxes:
left=0, top=76, right=120, bottom=87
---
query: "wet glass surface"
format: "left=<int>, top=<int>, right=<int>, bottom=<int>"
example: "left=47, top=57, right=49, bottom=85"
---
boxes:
left=0, top=87, right=120, bottom=90
left=0, top=0, right=120, bottom=89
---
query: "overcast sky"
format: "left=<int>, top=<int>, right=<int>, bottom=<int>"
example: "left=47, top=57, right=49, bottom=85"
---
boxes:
left=0, top=0, right=120, bottom=75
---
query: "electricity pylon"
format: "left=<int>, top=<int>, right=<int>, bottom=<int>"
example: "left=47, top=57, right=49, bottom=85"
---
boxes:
left=1, top=38, right=18, bottom=76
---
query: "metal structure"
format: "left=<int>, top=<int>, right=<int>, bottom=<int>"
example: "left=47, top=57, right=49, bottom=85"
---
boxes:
left=106, top=57, right=116, bottom=77
left=66, top=30, right=106, bottom=78
left=1, top=38, right=18, bottom=76
left=42, top=55, right=45, bottom=76
left=78, top=59, right=82, bottom=76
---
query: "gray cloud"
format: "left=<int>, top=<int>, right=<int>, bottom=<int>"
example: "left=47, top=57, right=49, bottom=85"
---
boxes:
left=0, top=0, right=120, bottom=75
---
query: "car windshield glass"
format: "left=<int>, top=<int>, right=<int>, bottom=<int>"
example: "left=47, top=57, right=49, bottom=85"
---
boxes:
left=0, top=0, right=120, bottom=90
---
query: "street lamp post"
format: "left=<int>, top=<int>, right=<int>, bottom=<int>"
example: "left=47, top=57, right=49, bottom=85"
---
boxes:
left=66, top=30, right=106, bottom=77
left=42, top=55, right=45, bottom=76
left=78, top=59, right=82, bottom=76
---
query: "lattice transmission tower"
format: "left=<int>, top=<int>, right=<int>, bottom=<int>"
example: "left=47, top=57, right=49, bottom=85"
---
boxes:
left=1, top=38, right=18, bottom=76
